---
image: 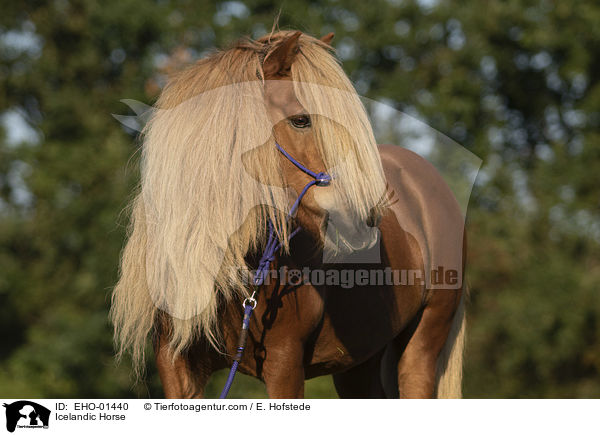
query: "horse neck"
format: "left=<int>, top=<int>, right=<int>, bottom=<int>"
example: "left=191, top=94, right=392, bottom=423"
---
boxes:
left=287, top=229, right=325, bottom=270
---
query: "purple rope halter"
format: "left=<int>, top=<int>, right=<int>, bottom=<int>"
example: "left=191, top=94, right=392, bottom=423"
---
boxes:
left=219, top=142, right=331, bottom=398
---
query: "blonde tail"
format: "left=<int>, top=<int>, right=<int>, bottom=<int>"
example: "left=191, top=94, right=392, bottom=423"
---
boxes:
left=435, top=292, right=466, bottom=398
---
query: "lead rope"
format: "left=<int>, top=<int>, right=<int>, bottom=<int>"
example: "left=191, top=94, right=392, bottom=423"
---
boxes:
left=219, top=142, right=331, bottom=398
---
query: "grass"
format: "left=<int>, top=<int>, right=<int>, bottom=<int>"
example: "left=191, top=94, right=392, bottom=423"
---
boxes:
left=204, top=369, right=338, bottom=399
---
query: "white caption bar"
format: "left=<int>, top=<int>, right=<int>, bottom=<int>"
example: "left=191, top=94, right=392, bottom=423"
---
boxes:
left=1, top=399, right=597, bottom=435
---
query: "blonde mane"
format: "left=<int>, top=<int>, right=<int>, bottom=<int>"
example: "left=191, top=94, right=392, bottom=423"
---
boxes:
left=111, top=31, right=387, bottom=372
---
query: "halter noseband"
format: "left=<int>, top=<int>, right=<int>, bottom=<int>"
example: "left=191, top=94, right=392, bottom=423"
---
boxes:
left=219, top=141, right=331, bottom=399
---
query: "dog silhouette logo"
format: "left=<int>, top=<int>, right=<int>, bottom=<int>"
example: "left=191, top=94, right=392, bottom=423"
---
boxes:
left=3, top=401, right=50, bottom=432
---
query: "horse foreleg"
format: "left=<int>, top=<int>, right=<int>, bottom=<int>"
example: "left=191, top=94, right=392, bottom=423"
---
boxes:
left=395, top=290, right=461, bottom=398
left=262, top=340, right=305, bottom=398
left=154, top=333, right=212, bottom=398
left=332, top=349, right=386, bottom=398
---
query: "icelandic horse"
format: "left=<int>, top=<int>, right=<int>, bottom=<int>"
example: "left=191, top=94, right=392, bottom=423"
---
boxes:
left=111, top=30, right=466, bottom=399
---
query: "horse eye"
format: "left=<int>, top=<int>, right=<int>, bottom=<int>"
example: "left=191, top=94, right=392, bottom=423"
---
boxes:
left=289, top=115, right=311, bottom=129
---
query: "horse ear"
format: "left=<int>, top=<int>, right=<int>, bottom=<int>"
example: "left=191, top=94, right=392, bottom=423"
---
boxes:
left=320, top=32, right=334, bottom=45
left=263, top=31, right=302, bottom=78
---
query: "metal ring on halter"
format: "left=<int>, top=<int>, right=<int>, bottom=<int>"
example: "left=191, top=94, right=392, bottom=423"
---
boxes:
left=315, top=172, right=332, bottom=186
left=242, top=297, right=257, bottom=309
left=243, top=291, right=257, bottom=309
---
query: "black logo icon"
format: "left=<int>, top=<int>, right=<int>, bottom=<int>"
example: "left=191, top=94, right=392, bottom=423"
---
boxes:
left=3, top=401, right=50, bottom=433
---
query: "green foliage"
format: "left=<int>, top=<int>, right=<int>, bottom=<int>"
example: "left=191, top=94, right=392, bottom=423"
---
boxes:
left=1, top=0, right=598, bottom=398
